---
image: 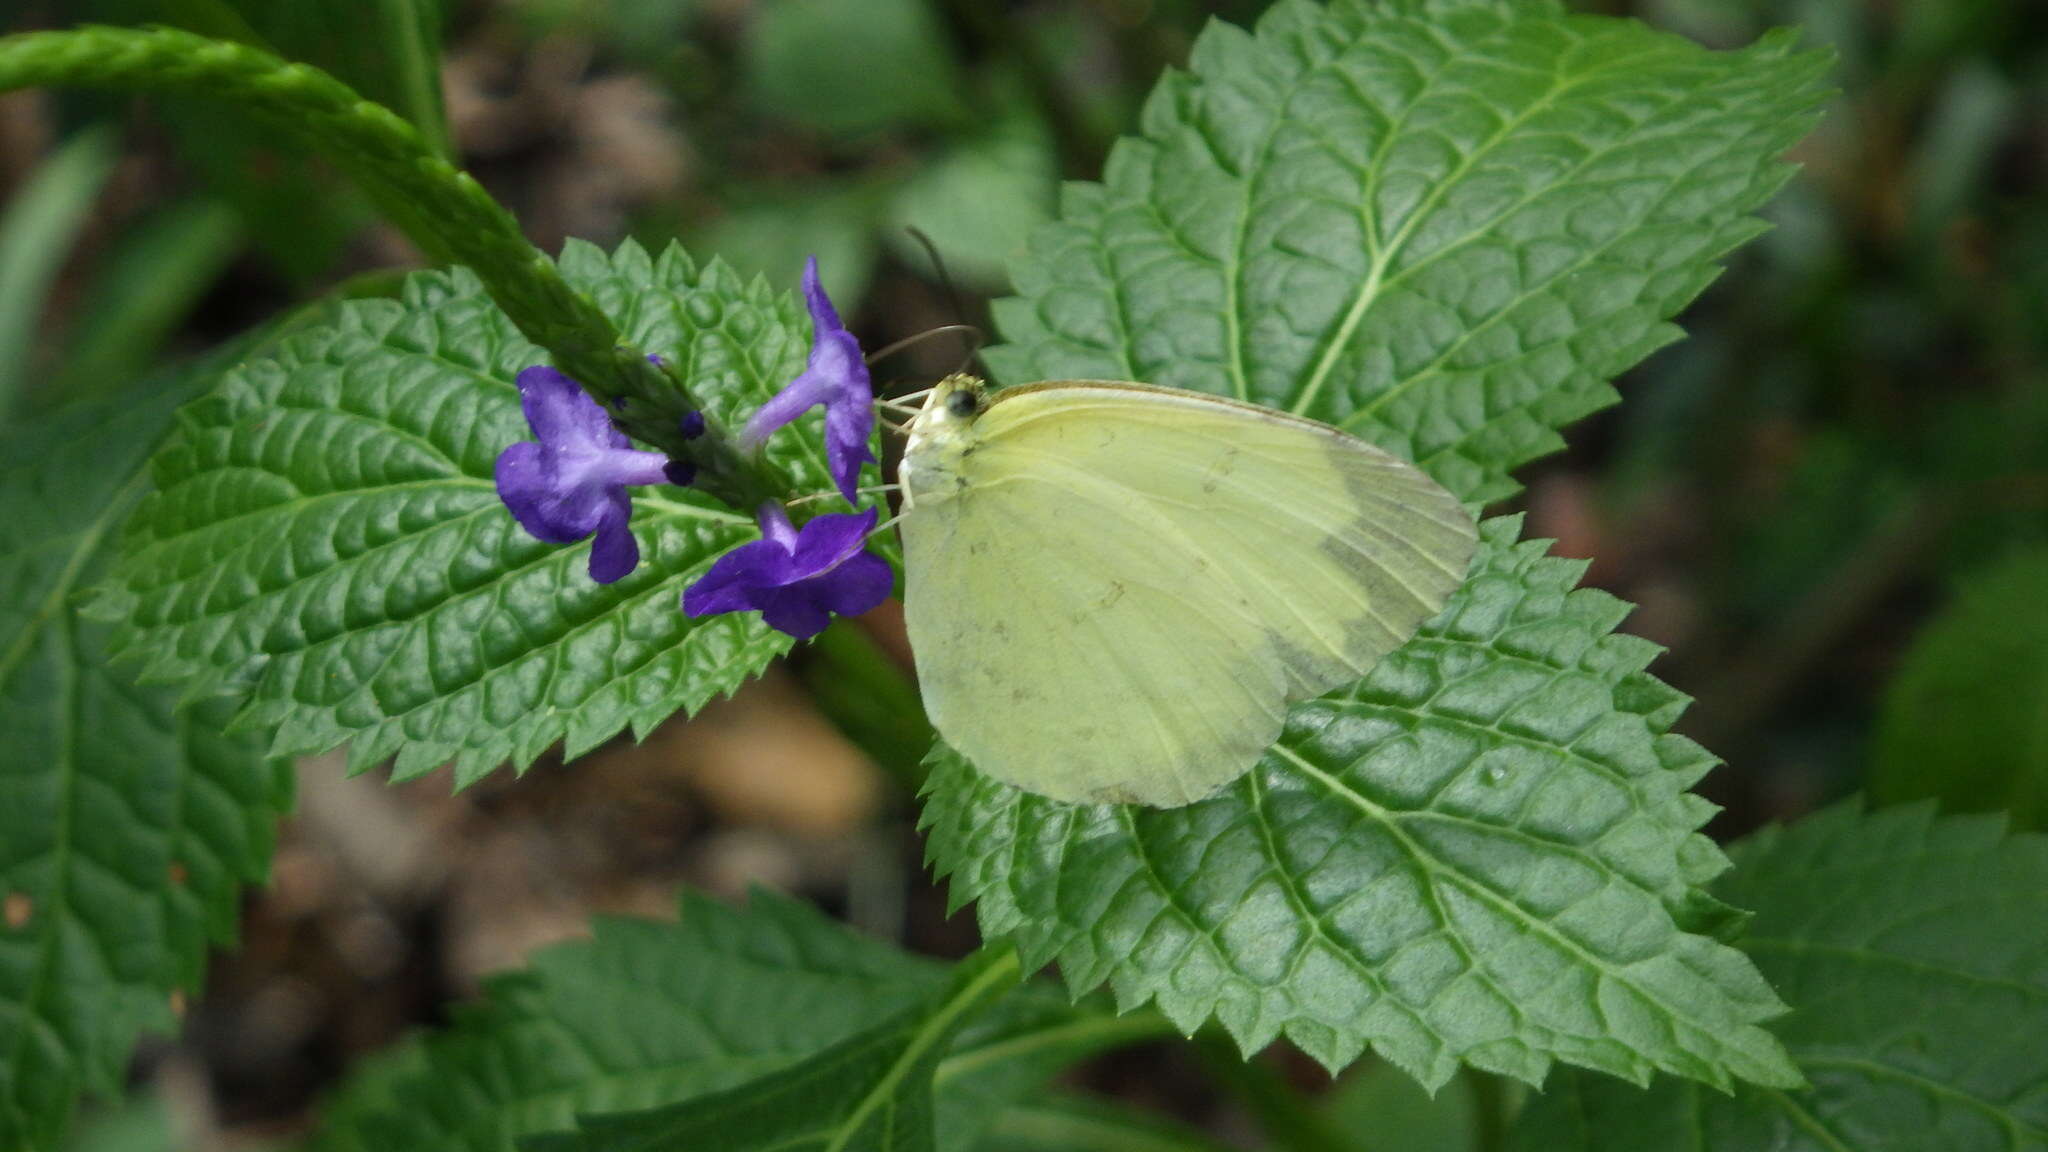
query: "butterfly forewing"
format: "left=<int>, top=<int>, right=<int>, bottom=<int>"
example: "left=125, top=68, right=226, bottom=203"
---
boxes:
left=900, top=383, right=1476, bottom=807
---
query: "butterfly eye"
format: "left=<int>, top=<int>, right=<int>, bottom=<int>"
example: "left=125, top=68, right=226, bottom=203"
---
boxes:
left=945, top=389, right=980, bottom=419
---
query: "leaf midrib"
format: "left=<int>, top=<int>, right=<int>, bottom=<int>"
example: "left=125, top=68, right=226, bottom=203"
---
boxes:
left=1795, top=1053, right=2045, bottom=1141
left=1272, top=743, right=1748, bottom=1075
left=1291, top=27, right=1585, bottom=419
left=1758, top=1088, right=1857, bottom=1152
left=1340, top=99, right=1772, bottom=438
left=823, top=953, right=1020, bottom=1152
left=0, top=469, right=147, bottom=688
left=1, top=465, right=162, bottom=1131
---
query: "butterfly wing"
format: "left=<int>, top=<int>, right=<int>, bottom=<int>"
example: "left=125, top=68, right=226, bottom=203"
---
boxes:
left=900, top=382, right=1477, bottom=807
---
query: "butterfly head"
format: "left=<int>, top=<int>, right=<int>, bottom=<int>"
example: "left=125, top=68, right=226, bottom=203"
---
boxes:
left=904, top=373, right=987, bottom=453
left=899, top=373, right=988, bottom=509
left=917, top=373, right=985, bottom=424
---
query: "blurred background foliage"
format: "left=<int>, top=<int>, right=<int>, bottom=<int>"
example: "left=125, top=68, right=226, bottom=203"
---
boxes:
left=2, top=0, right=2045, bottom=1147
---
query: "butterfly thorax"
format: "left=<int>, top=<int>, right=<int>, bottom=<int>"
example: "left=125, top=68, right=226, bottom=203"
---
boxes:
left=898, top=373, right=988, bottom=511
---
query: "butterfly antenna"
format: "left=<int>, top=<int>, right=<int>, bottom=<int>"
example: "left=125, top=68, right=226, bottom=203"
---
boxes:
left=949, top=326, right=986, bottom=378
left=903, top=225, right=966, bottom=321
left=900, top=225, right=988, bottom=377
left=865, top=324, right=985, bottom=372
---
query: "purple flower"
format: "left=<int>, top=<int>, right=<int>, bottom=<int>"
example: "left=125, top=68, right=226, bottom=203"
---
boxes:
left=683, top=503, right=893, bottom=639
left=740, top=256, right=873, bottom=503
left=495, top=365, right=673, bottom=584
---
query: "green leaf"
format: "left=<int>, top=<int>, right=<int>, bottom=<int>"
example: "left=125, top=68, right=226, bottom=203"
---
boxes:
left=922, top=0, right=1825, bottom=1096
left=1509, top=802, right=2048, bottom=1151
left=0, top=371, right=291, bottom=1152
left=985, top=0, right=1831, bottom=504
left=692, top=180, right=890, bottom=310
left=885, top=108, right=1059, bottom=292
left=922, top=516, right=1799, bottom=1093
left=0, top=126, right=117, bottom=424
left=52, top=198, right=243, bottom=408
left=308, top=889, right=1159, bottom=1152
left=1874, top=548, right=2048, bottom=829
left=742, top=0, right=966, bottom=137
left=103, top=241, right=836, bottom=786
left=523, top=947, right=1023, bottom=1152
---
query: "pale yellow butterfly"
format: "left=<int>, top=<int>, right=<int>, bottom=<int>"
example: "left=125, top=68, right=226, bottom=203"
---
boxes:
left=897, top=375, right=1478, bottom=808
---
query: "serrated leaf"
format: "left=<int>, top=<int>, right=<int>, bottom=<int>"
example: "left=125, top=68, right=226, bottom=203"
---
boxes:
left=922, top=516, right=1798, bottom=1093
left=922, top=0, right=1825, bottom=1095
left=309, top=889, right=1156, bottom=1152
left=103, top=241, right=838, bottom=787
left=0, top=372, right=291, bottom=1152
left=985, top=0, right=1831, bottom=504
left=1874, top=549, right=2048, bottom=829
left=523, top=947, right=1022, bottom=1152
left=1509, top=802, right=2048, bottom=1151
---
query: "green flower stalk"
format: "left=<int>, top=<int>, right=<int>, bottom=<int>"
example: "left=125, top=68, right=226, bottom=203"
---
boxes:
left=0, top=25, right=784, bottom=509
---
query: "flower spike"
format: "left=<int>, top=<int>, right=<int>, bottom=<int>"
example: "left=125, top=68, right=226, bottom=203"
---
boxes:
left=495, top=365, right=675, bottom=584
left=740, top=257, right=874, bottom=503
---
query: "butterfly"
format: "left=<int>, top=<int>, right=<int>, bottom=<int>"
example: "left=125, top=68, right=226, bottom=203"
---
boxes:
left=896, top=375, right=1478, bottom=808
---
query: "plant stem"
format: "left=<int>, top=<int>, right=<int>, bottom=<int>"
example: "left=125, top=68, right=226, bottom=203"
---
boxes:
left=801, top=619, right=933, bottom=791
left=0, top=26, right=784, bottom=510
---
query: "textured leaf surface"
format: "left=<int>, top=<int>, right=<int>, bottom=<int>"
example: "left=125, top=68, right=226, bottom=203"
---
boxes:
left=523, top=947, right=1021, bottom=1152
left=1510, top=802, right=2048, bottom=1151
left=0, top=375, right=290, bottom=1151
left=986, top=0, right=1830, bottom=504
left=925, top=0, right=1826, bottom=1093
left=309, top=890, right=1155, bottom=1152
left=924, top=516, right=1796, bottom=1091
left=104, top=241, right=836, bottom=785
left=1875, top=549, right=2048, bottom=829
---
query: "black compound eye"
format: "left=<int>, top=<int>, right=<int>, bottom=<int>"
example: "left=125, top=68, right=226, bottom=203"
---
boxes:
left=945, top=388, right=980, bottom=418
